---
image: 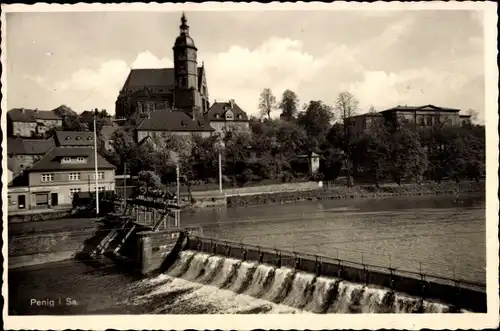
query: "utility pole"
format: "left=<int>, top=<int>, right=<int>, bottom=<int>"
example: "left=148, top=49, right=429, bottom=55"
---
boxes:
left=93, top=109, right=100, bottom=216
left=123, top=162, right=127, bottom=209
left=176, top=163, right=180, bottom=207
left=218, top=150, right=222, bottom=193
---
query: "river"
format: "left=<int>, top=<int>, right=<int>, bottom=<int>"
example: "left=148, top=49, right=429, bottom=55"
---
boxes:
left=8, top=193, right=485, bottom=315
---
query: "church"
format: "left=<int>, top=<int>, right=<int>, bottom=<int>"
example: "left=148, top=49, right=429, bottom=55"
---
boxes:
left=115, top=13, right=249, bottom=141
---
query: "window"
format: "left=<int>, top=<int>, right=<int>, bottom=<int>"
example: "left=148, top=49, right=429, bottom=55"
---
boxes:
left=91, top=172, right=104, bottom=180
left=87, top=137, right=92, bottom=141
left=35, top=193, right=49, bottom=206
left=98, top=186, right=105, bottom=192
left=69, top=173, right=81, bottom=181
left=77, top=157, right=85, bottom=163
left=226, top=113, right=233, bottom=120
left=69, top=188, right=81, bottom=198
left=62, top=157, right=71, bottom=163
left=41, top=173, right=54, bottom=182
left=76, top=136, right=81, bottom=140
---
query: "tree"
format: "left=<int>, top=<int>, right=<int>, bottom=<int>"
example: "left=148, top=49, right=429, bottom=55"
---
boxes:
left=334, top=92, right=359, bottom=187
left=136, top=170, right=163, bottom=197
left=297, top=100, right=334, bottom=149
left=388, top=128, right=428, bottom=185
left=258, top=88, right=277, bottom=120
left=81, top=109, right=112, bottom=133
left=319, top=148, right=345, bottom=187
left=52, top=104, right=87, bottom=131
left=279, top=89, right=299, bottom=121
left=351, top=120, right=390, bottom=186
left=110, top=127, right=155, bottom=175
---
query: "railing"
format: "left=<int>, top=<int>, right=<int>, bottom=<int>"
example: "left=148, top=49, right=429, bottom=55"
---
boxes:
left=186, top=235, right=486, bottom=293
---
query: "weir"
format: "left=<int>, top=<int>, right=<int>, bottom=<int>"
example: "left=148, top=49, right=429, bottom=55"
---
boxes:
left=176, top=235, right=486, bottom=313
left=91, top=196, right=486, bottom=313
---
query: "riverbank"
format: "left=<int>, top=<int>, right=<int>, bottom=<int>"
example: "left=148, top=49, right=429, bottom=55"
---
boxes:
left=226, top=181, right=484, bottom=207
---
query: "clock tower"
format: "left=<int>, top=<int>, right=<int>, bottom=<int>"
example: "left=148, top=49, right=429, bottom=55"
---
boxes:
left=173, top=13, right=203, bottom=119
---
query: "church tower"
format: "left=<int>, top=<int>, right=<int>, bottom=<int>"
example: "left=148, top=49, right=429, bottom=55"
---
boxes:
left=173, top=13, right=202, bottom=119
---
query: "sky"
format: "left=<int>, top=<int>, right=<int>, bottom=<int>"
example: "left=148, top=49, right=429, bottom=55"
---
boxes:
left=5, top=8, right=486, bottom=121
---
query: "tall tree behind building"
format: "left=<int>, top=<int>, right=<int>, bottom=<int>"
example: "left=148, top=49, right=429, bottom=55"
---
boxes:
left=334, top=92, right=359, bottom=187
left=258, top=88, right=277, bottom=120
left=279, top=89, right=299, bottom=121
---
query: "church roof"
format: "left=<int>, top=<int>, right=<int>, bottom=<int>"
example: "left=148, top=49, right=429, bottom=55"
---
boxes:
left=121, top=67, right=206, bottom=93
left=136, top=110, right=214, bottom=132
left=206, top=101, right=249, bottom=122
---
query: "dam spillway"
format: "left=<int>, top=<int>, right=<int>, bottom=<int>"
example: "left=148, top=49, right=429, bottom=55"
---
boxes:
left=158, top=250, right=461, bottom=313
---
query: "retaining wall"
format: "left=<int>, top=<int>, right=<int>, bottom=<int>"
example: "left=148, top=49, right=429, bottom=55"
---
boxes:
left=8, top=228, right=96, bottom=269
left=227, top=181, right=484, bottom=207
left=191, top=181, right=321, bottom=198
left=8, top=209, right=73, bottom=223
left=184, top=236, right=486, bottom=313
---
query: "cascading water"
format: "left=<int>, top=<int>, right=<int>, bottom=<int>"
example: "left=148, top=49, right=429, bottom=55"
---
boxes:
left=125, top=251, right=466, bottom=314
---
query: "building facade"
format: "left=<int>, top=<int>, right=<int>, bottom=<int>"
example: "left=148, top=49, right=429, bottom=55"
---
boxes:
left=136, top=109, right=214, bottom=144
left=380, top=104, right=472, bottom=129
left=7, top=108, right=62, bottom=137
left=7, top=137, right=56, bottom=176
left=205, top=100, right=250, bottom=138
left=345, top=113, right=385, bottom=135
left=8, top=146, right=115, bottom=212
left=346, top=104, right=473, bottom=133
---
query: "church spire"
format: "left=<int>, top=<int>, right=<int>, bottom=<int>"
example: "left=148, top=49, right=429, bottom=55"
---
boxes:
left=180, top=12, right=189, bottom=36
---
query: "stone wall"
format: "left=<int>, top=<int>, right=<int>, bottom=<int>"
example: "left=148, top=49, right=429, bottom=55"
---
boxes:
left=184, top=236, right=486, bottom=313
left=227, top=181, right=484, bottom=207
left=192, top=181, right=322, bottom=198
left=136, top=226, right=203, bottom=275
left=8, top=228, right=95, bottom=269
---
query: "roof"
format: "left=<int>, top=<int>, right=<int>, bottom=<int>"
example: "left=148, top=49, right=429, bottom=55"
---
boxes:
left=137, top=110, right=214, bottom=132
left=29, top=147, right=115, bottom=172
left=55, top=131, right=95, bottom=147
left=380, top=104, right=461, bottom=113
left=122, top=68, right=176, bottom=91
left=346, top=112, right=383, bottom=119
left=8, top=108, right=62, bottom=122
left=121, top=67, right=206, bottom=93
left=7, top=137, right=56, bottom=155
left=206, top=101, right=249, bottom=122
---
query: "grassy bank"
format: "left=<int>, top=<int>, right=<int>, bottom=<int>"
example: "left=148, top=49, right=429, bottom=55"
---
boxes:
left=226, top=181, right=484, bottom=207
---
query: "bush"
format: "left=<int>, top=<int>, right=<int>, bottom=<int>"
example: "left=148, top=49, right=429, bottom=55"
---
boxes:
left=281, top=170, right=295, bottom=183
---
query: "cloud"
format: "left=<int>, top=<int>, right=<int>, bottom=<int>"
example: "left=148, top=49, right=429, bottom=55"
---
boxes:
left=48, top=51, right=174, bottom=112
left=35, top=19, right=483, bottom=120
left=204, top=37, right=329, bottom=115
left=131, top=51, right=173, bottom=69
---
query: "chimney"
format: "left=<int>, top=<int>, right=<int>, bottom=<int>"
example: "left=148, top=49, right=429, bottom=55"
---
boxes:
left=229, top=99, right=235, bottom=109
left=21, top=108, right=25, bottom=113
left=35, top=108, right=38, bottom=112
